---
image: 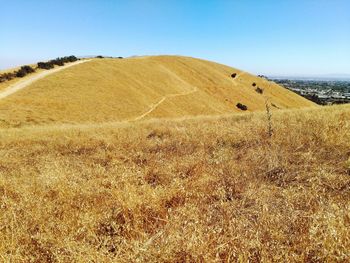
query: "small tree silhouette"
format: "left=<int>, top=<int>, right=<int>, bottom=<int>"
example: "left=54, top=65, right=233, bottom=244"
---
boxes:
left=15, top=66, right=35, bottom=78
left=16, top=69, right=27, bottom=78
left=236, top=103, right=248, bottom=111
left=38, top=62, right=54, bottom=69
left=255, top=87, right=264, bottom=94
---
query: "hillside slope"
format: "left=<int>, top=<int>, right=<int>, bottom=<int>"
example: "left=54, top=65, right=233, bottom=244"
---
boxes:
left=0, top=56, right=315, bottom=127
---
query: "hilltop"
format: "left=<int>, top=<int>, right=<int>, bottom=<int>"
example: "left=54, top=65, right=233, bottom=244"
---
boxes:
left=0, top=56, right=314, bottom=127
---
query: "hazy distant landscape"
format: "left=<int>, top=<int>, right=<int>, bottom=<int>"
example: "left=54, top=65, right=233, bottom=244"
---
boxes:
left=271, top=78, right=350, bottom=105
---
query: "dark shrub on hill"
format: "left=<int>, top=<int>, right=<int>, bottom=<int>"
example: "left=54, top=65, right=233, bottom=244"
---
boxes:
left=66, top=55, right=78, bottom=62
left=15, top=65, right=35, bottom=78
left=51, top=59, right=64, bottom=66
left=252, top=82, right=257, bottom=87
left=0, top=72, right=15, bottom=82
left=236, top=103, right=248, bottom=111
left=5, top=72, right=15, bottom=80
left=117, top=57, right=123, bottom=59
left=38, top=56, right=78, bottom=70
left=255, top=87, right=264, bottom=94
left=96, top=56, right=104, bottom=58
left=38, top=62, right=54, bottom=70
left=16, top=69, right=27, bottom=78
left=21, top=65, right=35, bottom=74
left=231, top=73, right=237, bottom=78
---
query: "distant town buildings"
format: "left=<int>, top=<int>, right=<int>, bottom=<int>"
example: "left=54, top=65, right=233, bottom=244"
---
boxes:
left=270, top=79, right=350, bottom=105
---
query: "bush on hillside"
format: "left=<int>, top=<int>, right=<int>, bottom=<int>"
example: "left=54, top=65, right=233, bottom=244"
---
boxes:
left=37, top=56, right=78, bottom=70
left=21, top=65, right=35, bottom=74
left=252, top=82, right=257, bottom=87
left=66, top=55, right=79, bottom=62
left=96, top=56, right=104, bottom=58
left=255, top=87, right=264, bottom=94
left=55, top=56, right=78, bottom=64
left=117, top=57, right=123, bottom=59
left=236, top=103, right=248, bottom=111
left=0, top=72, right=15, bottom=82
left=38, top=62, right=54, bottom=70
left=16, top=69, right=27, bottom=78
left=15, top=65, right=35, bottom=78
left=231, top=73, right=237, bottom=78
left=51, top=59, right=65, bottom=66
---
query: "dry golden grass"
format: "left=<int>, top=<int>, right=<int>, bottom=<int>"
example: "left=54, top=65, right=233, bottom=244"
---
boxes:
left=0, top=104, right=349, bottom=262
left=0, top=60, right=89, bottom=93
left=0, top=56, right=315, bottom=128
left=0, top=64, right=43, bottom=92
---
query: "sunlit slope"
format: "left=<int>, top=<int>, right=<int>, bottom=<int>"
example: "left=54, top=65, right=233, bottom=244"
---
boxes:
left=0, top=56, right=315, bottom=126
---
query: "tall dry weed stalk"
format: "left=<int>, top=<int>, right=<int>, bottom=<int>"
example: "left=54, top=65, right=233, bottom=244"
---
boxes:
left=265, top=99, right=273, bottom=137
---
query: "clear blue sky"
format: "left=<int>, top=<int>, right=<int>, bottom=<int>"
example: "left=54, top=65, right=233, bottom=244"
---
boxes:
left=1, top=0, right=349, bottom=76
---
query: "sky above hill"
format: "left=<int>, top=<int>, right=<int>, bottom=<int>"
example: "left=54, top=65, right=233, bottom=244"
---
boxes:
left=1, top=0, right=349, bottom=76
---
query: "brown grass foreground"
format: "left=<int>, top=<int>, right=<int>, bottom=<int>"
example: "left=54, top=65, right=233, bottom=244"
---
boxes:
left=0, top=104, right=349, bottom=262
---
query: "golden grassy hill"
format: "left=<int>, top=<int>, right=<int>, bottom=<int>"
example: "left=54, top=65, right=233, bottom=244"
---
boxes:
left=0, top=104, right=349, bottom=261
left=0, top=56, right=315, bottom=127
left=4, top=55, right=348, bottom=262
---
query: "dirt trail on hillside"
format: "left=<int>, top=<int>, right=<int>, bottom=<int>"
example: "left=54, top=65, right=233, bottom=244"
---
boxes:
left=0, top=60, right=91, bottom=100
left=131, top=70, right=246, bottom=121
left=131, top=86, right=198, bottom=121
left=131, top=65, right=200, bottom=121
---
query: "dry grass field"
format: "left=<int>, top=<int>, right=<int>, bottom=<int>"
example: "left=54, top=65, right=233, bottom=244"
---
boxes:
left=0, top=103, right=349, bottom=262
left=0, top=56, right=314, bottom=128
left=0, top=56, right=348, bottom=262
